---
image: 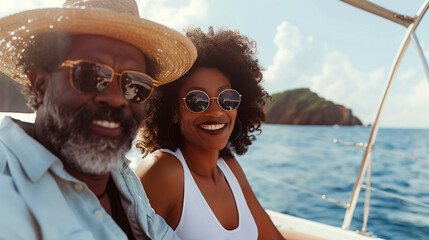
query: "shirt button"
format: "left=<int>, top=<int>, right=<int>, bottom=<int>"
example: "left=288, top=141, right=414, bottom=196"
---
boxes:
left=74, top=183, right=83, bottom=191
left=94, top=210, right=103, bottom=217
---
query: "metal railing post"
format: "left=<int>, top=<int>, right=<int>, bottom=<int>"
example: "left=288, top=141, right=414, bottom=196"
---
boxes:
left=342, top=0, right=429, bottom=230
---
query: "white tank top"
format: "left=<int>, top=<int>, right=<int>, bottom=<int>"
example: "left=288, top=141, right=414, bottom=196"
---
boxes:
left=159, top=148, right=258, bottom=240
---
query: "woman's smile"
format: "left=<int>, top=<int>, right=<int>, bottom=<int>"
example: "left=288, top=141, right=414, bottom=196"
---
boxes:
left=199, top=123, right=226, bottom=131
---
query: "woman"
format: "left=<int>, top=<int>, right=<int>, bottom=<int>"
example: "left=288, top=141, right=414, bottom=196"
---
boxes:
left=135, top=27, right=313, bottom=240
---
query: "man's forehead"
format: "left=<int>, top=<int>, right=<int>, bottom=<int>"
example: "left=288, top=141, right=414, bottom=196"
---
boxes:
left=71, top=34, right=143, bottom=55
left=68, top=34, right=147, bottom=70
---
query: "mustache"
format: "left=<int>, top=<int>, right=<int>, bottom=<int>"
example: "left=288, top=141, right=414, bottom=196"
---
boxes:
left=89, top=106, right=131, bottom=125
left=80, top=106, right=135, bottom=127
left=52, top=105, right=140, bottom=140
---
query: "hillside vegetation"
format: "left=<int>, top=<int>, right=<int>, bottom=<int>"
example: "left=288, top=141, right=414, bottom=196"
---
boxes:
left=265, top=88, right=362, bottom=126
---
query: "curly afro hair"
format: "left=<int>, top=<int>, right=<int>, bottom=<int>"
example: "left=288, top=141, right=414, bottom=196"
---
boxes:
left=136, top=26, right=269, bottom=159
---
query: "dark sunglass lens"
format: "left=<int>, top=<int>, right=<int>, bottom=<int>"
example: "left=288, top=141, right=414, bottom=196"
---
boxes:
left=72, top=62, right=112, bottom=92
left=219, top=90, right=241, bottom=111
left=121, top=72, right=154, bottom=103
left=185, top=91, right=210, bottom=112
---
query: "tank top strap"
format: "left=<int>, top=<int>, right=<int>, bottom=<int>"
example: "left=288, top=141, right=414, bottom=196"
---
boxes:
left=216, top=158, right=253, bottom=228
left=157, top=148, right=192, bottom=175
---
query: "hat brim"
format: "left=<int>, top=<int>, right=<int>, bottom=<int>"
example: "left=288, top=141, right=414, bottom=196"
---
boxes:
left=0, top=7, right=197, bottom=85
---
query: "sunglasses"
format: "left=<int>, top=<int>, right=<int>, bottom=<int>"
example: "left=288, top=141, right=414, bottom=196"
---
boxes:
left=60, top=60, right=159, bottom=103
left=182, top=89, right=242, bottom=113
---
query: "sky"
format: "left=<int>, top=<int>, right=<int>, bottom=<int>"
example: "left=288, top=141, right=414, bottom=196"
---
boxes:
left=1, top=0, right=428, bottom=128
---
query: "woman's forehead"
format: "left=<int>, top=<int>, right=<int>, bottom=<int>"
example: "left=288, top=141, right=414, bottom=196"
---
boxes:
left=179, top=67, right=231, bottom=94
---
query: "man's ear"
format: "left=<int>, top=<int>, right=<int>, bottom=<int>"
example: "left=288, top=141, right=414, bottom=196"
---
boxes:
left=29, top=68, right=49, bottom=97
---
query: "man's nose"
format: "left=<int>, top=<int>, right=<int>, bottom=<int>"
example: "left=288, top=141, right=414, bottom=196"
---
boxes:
left=94, top=77, right=128, bottom=108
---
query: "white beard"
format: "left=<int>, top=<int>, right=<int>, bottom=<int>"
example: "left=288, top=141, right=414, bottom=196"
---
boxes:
left=59, top=133, right=126, bottom=175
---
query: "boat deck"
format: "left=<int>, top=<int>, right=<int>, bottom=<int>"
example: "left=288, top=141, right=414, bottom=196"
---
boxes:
left=267, top=210, right=384, bottom=240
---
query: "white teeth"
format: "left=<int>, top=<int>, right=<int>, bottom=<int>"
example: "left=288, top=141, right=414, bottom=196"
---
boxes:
left=92, top=120, right=120, bottom=129
left=200, top=123, right=225, bottom=130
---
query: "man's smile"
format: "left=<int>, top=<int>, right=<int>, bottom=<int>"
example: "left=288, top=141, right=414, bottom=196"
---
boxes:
left=90, top=119, right=123, bottom=136
left=92, top=120, right=121, bottom=129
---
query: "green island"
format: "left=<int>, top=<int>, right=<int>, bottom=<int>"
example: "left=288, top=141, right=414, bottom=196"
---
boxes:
left=265, top=88, right=362, bottom=126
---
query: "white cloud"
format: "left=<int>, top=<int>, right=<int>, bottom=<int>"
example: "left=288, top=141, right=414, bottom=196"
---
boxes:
left=137, top=0, right=208, bottom=31
left=263, top=20, right=429, bottom=128
left=263, top=21, right=308, bottom=91
left=410, top=80, right=429, bottom=106
left=273, top=21, right=302, bottom=51
left=381, top=78, right=429, bottom=128
left=306, top=51, right=386, bottom=124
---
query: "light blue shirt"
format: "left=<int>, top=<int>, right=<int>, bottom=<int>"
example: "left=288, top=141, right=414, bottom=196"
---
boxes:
left=0, top=116, right=179, bottom=240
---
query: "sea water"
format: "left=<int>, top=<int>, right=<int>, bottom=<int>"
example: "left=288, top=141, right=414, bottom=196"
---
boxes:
left=128, top=124, right=429, bottom=240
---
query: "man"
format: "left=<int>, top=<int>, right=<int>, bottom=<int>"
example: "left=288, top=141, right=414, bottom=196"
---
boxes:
left=0, top=0, right=196, bottom=239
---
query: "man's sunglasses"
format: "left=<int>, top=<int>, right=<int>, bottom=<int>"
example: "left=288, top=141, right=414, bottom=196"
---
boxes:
left=60, top=60, right=159, bottom=103
left=182, top=89, right=242, bottom=113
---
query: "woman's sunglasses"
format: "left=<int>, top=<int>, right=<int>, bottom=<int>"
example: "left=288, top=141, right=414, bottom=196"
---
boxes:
left=182, top=89, right=242, bottom=113
left=60, top=60, right=159, bottom=103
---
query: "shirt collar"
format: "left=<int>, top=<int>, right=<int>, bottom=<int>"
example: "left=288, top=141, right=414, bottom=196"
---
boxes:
left=0, top=116, right=59, bottom=182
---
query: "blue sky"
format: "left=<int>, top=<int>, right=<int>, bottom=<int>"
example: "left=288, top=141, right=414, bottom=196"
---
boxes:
left=1, top=0, right=428, bottom=128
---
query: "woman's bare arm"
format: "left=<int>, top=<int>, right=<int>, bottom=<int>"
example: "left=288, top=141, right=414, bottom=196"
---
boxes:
left=135, top=152, right=184, bottom=229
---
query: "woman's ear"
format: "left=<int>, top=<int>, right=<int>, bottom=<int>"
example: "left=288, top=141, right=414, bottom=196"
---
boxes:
left=29, top=68, right=50, bottom=98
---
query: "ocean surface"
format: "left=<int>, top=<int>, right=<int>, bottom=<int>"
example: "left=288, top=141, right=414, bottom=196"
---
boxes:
left=128, top=124, right=429, bottom=240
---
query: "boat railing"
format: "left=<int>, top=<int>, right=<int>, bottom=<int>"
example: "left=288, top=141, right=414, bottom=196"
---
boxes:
left=339, top=0, right=429, bottom=233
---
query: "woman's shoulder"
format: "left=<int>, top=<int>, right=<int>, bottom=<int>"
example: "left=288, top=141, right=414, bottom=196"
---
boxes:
left=135, top=150, right=184, bottom=182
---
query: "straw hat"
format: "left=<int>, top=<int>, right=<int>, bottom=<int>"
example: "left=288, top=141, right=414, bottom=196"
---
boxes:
left=0, top=0, right=197, bottom=86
